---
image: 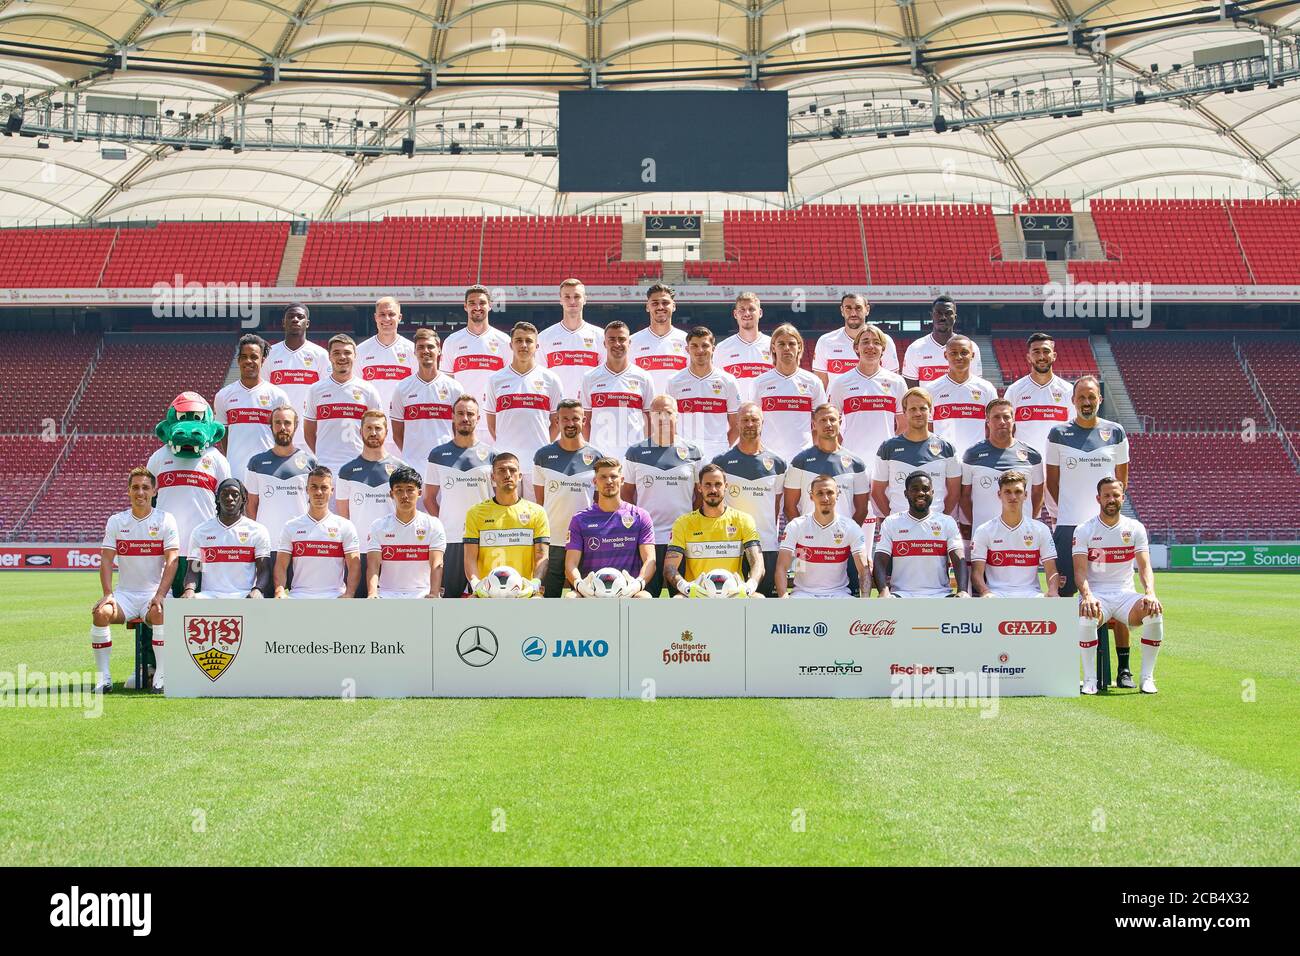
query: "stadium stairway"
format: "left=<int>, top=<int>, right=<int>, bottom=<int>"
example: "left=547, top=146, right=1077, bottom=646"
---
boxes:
left=969, top=334, right=1004, bottom=388
left=276, top=233, right=307, bottom=286
left=1090, top=336, right=1142, bottom=433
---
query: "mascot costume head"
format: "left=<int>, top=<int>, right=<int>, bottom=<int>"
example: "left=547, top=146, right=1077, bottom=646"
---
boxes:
left=155, top=391, right=225, bottom=457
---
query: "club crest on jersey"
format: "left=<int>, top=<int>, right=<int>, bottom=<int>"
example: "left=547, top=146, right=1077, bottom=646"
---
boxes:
left=148, top=524, right=160, bottom=537
left=796, top=382, right=809, bottom=395
left=1024, top=533, right=1034, bottom=547
left=762, top=457, right=773, bottom=471
left=531, top=379, right=543, bottom=390
left=384, top=463, right=395, bottom=475
left=396, top=350, right=407, bottom=362
left=237, top=529, right=250, bottom=544
left=840, top=454, right=852, bottom=468
left=710, top=380, right=723, bottom=395
left=303, top=355, right=314, bottom=367
left=928, top=439, right=943, bottom=456
left=832, top=530, right=845, bottom=545
left=928, top=521, right=943, bottom=536
left=294, top=454, right=308, bottom=469
left=352, top=389, right=363, bottom=402
left=1017, top=449, right=1029, bottom=461
left=676, top=445, right=689, bottom=460
left=1099, top=427, right=1113, bottom=441
left=1051, top=389, right=1063, bottom=401
left=583, top=336, right=595, bottom=348
left=416, top=528, right=426, bottom=541
left=258, top=393, right=271, bottom=407
left=327, top=526, right=339, bottom=538
left=185, top=615, right=242, bottom=682
left=487, top=340, right=500, bottom=353
left=621, top=512, right=635, bottom=529
left=1122, top=531, right=1132, bottom=543
left=762, top=349, right=772, bottom=361
left=437, top=385, right=449, bottom=400
left=476, top=446, right=489, bottom=461
left=200, top=456, right=212, bottom=470
left=971, top=390, right=981, bottom=401
left=582, top=450, right=595, bottom=466
left=725, top=524, right=737, bottom=537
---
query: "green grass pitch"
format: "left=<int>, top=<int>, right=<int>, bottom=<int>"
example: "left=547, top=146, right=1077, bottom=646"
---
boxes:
left=1, top=571, right=1296, bottom=866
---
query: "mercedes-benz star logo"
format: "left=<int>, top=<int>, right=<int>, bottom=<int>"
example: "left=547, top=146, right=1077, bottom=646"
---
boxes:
left=457, top=626, right=498, bottom=667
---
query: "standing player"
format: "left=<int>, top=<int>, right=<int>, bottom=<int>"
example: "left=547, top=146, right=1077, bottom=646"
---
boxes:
left=751, top=324, right=827, bottom=465
left=274, top=466, right=361, bottom=599
left=487, top=322, right=563, bottom=500
left=713, top=402, right=786, bottom=597
left=961, top=399, right=1044, bottom=539
left=622, top=395, right=703, bottom=597
left=775, top=476, right=870, bottom=599
left=266, top=303, right=329, bottom=444
left=366, top=466, right=446, bottom=599
left=630, top=283, right=688, bottom=393
left=715, top=291, right=772, bottom=403
left=564, top=458, right=656, bottom=598
left=356, top=296, right=415, bottom=457
left=784, top=404, right=870, bottom=524
left=1075, top=478, right=1164, bottom=695
left=440, top=285, right=511, bottom=440
left=90, top=467, right=179, bottom=692
left=871, top=388, right=961, bottom=518
left=423, top=396, right=494, bottom=599
left=813, top=292, right=900, bottom=388
left=580, top=320, right=655, bottom=457
left=922, top=335, right=996, bottom=462
left=539, top=278, right=606, bottom=398
left=1002, top=332, right=1073, bottom=461
left=245, top=405, right=316, bottom=591
left=970, top=471, right=1059, bottom=598
left=902, top=295, right=983, bottom=388
left=463, top=453, right=550, bottom=597
left=336, top=411, right=409, bottom=595
left=303, top=334, right=383, bottom=478
left=389, top=328, right=464, bottom=472
left=828, top=323, right=906, bottom=466
left=182, top=478, right=272, bottom=599
left=664, top=464, right=764, bottom=598
left=667, top=326, right=741, bottom=461
left=873, top=472, right=968, bottom=598
left=214, top=334, right=290, bottom=483
left=534, top=399, right=603, bottom=597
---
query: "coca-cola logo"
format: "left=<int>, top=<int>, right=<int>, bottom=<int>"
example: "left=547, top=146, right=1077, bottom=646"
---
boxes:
left=849, top=619, right=897, bottom=637
left=998, top=621, right=1058, bottom=636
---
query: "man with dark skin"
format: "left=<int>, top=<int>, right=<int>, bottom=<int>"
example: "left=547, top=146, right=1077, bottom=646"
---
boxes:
left=873, top=472, right=970, bottom=599
left=181, top=478, right=273, bottom=599
left=902, top=295, right=983, bottom=388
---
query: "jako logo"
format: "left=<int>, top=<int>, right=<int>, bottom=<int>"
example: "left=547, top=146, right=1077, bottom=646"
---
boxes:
left=998, top=621, right=1058, bottom=635
left=525, top=638, right=609, bottom=659
left=940, top=623, right=982, bottom=635
left=50, top=886, right=151, bottom=936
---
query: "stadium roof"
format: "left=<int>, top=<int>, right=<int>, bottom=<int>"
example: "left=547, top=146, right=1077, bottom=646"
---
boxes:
left=2, top=0, right=1300, bottom=224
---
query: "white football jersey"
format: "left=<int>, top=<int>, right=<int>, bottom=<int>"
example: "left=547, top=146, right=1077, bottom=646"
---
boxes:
left=750, top=367, right=827, bottom=464
left=1072, top=514, right=1148, bottom=593
left=368, top=511, right=447, bottom=597
left=266, top=340, right=330, bottom=442
left=244, top=448, right=316, bottom=546
left=813, top=326, right=900, bottom=384
left=356, top=334, right=415, bottom=457
left=1002, top=373, right=1073, bottom=459
left=828, top=367, right=907, bottom=465
left=579, top=363, right=655, bottom=454
left=439, top=325, right=511, bottom=438
left=971, top=516, right=1053, bottom=596
left=486, top=364, right=563, bottom=475
left=629, top=325, right=688, bottom=393
left=145, top=446, right=231, bottom=553
left=280, top=511, right=360, bottom=598
left=1045, top=419, right=1129, bottom=527
left=902, top=333, right=983, bottom=383
left=922, top=373, right=996, bottom=461
left=780, top=512, right=867, bottom=597
left=424, top=440, right=494, bottom=544
left=667, top=366, right=741, bottom=461
left=715, top=332, right=773, bottom=403
left=102, top=508, right=180, bottom=593
left=304, top=376, right=383, bottom=473
left=388, top=372, right=464, bottom=478
left=214, top=379, right=292, bottom=483
left=876, top=510, right=962, bottom=598
left=539, top=319, right=606, bottom=398
left=188, top=515, right=272, bottom=597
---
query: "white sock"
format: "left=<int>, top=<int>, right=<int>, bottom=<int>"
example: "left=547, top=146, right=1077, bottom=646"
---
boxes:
left=151, top=626, right=165, bottom=688
left=91, top=625, right=112, bottom=684
left=1078, top=618, right=1099, bottom=683
left=1140, top=616, right=1163, bottom=681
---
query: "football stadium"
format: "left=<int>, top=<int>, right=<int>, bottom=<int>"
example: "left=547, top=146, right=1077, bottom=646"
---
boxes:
left=0, top=0, right=1296, bottom=898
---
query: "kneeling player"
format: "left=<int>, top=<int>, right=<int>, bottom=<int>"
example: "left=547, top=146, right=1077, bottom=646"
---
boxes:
left=274, top=466, right=361, bottom=598
left=182, top=479, right=273, bottom=599
left=565, top=457, right=656, bottom=597
left=366, top=466, right=446, bottom=598
left=970, top=470, right=1060, bottom=598
left=91, top=467, right=180, bottom=692
left=1074, top=477, right=1164, bottom=695
left=775, top=475, right=870, bottom=598
left=873, top=472, right=968, bottom=598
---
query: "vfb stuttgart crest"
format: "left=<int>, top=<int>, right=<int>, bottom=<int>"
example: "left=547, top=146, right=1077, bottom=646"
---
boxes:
left=185, top=615, right=242, bottom=681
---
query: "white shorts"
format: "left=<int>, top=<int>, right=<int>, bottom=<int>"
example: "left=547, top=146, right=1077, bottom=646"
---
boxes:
left=791, top=588, right=850, bottom=599
left=891, top=588, right=952, bottom=599
left=111, top=589, right=156, bottom=621
left=377, top=588, right=425, bottom=599
left=196, top=591, right=246, bottom=600
left=289, top=590, right=343, bottom=600
left=987, top=590, right=1044, bottom=599
left=1091, top=589, right=1145, bottom=623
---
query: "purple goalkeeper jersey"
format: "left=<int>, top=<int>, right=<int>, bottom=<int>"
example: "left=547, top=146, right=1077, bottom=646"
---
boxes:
left=566, top=503, right=655, bottom=575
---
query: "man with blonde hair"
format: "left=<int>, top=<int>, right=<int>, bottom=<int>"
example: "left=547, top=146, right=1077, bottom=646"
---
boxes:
left=540, top=278, right=606, bottom=399
left=357, top=295, right=416, bottom=456
left=751, top=323, right=826, bottom=464
left=716, top=291, right=773, bottom=404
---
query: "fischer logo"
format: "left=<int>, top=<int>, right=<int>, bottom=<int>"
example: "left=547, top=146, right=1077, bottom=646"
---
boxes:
left=998, top=620, right=1058, bottom=635
left=889, top=664, right=956, bottom=675
left=848, top=619, right=896, bottom=637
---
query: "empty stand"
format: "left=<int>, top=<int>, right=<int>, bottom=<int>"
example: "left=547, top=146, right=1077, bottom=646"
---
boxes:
left=1227, top=200, right=1300, bottom=285
left=685, top=205, right=866, bottom=285
left=993, top=335, right=1097, bottom=382
left=298, top=217, right=482, bottom=286
left=1012, top=199, right=1073, bottom=214
left=478, top=215, right=656, bottom=285
left=861, top=204, right=1048, bottom=285
left=1070, top=200, right=1251, bottom=285
left=70, top=339, right=233, bottom=433
left=1241, top=339, right=1300, bottom=432
left=0, top=228, right=117, bottom=288
left=20, top=436, right=161, bottom=541
left=1110, top=336, right=1263, bottom=431
left=0, top=332, right=99, bottom=432
left=98, top=222, right=288, bottom=287
left=0, top=436, right=66, bottom=536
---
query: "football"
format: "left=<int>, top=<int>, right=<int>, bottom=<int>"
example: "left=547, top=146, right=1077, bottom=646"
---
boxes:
left=481, top=565, right=526, bottom=598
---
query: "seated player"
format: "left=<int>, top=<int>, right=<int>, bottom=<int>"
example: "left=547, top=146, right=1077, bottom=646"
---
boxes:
left=366, top=466, right=446, bottom=599
left=274, top=466, right=361, bottom=598
left=970, top=470, right=1060, bottom=598
left=1074, top=477, right=1165, bottom=696
left=564, top=457, right=656, bottom=597
left=663, top=464, right=764, bottom=598
left=775, top=475, right=870, bottom=598
left=91, top=467, right=180, bottom=692
left=873, top=471, right=968, bottom=598
left=464, top=453, right=551, bottom=598
left=181, top=478, right=273, bottom=599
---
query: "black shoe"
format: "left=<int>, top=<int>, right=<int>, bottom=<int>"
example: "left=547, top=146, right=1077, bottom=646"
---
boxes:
left=1116, top=668, right=1136, bottom=689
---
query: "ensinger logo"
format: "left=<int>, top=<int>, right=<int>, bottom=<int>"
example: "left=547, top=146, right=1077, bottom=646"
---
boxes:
left=998, top=620, right=1058, bottom=635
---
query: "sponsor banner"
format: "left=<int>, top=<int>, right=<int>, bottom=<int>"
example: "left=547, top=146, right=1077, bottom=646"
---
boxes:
left=0, top=545, right=109, bottom=570
left=163, top=599, right=433, bottom=698
left=624, top=599, right=745, bottom=697
left=1168, top=543, right=1300, bottom=569
left=432, top=598, right=621, bottom=697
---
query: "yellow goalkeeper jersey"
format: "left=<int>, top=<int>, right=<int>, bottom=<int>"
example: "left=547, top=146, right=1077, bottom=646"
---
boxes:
left=463, top=497, right=550, bottom=580
left=667, top=507, right=759, bottom=582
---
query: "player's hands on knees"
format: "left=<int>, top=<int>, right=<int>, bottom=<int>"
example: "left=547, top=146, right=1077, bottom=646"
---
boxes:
left=1141, top=594, right=1162, bottom=617
left=246, top=589, right=263, bottom=599
left=1079, top=595, right=1102, bottom=620
left=92, top=595, right=114, bottom=614
left=148, top=595, right=165, bottom=615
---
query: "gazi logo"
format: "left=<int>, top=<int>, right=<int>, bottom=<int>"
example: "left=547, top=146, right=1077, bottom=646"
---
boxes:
left=521, top=637, right=609, bottom=661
